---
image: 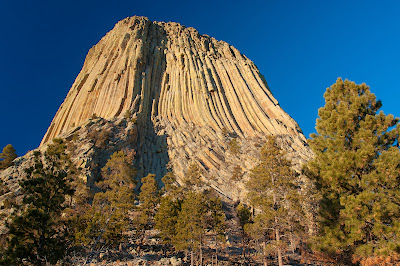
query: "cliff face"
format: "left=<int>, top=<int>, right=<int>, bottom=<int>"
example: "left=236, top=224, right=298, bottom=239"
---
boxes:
left=37, top=16, right=311, bottom=200
left=41, top=16, right=299, bottom=143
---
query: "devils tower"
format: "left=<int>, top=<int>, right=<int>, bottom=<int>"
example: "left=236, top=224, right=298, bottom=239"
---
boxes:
left=36, top=16, right=311, bottom=200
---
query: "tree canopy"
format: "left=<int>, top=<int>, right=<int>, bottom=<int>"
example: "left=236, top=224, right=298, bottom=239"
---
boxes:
left=156, top=170, right=225, bottom=266
left=304, top=78, right=400, bottom=262
left=0, top=144, right=17, bottom=170
left=246, top=135, right=305, bottom=266
left=1, top=139, right=75, bottom=265
left=77, top=150, right=137, bottom=248
left=136, top=173, right=161, bottom=233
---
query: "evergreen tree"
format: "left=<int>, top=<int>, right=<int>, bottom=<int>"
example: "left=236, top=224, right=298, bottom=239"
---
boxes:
left=155, top=195, right=182, bottom=244
left=304, top=78, right=400, bottom=262
left=155, top=172, right=182, bottom=245
left=236, top=203, right=252, bottom=260
left=174, top=191, right=207, bottom=266
left=182, top=162, right=204, bottom=189
left=156, top=171, right=225, bottom=265
left=65, top=176, right=92, bottom=247
left=79, top=150, right=137, bottom=248
left=135, top=174, right=161, bottom=248
left=161, top=171, right=182, bottom=196
left=138, top=174, right=161, bottom=215
left=1, top=139, right=74, bottom=265
left=173, top=192, right=225, bottom=265
left=246, top=135, right=304, bottom=266
left=205, top=194, right=225, bottom=265
left=0, top=144, right=17, bottom=170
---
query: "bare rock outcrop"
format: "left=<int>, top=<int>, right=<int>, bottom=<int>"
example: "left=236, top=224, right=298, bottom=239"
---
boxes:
left=7, top=16, right=312, bottom=201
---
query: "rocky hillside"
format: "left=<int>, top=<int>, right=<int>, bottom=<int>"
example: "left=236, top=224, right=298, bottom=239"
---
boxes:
left=3, top=16, right=312, bottom=201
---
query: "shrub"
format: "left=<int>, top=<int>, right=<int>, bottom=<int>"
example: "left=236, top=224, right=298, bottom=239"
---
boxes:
left=228, top=138, right=241, bottom=155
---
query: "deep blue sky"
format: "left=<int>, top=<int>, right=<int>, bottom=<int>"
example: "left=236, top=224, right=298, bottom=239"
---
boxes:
left=1, top=0, right=399, bottom=156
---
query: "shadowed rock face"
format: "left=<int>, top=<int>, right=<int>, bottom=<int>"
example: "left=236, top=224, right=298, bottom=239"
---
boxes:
left=38, top=16, right=312, bottom=200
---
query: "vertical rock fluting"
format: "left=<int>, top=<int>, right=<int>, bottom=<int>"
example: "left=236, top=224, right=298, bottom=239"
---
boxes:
left=40, top=16, right=312, bottom=200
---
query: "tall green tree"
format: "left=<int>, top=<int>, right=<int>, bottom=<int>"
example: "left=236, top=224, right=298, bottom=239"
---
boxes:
left=135, top=174, right=161, bottom=248
left=155, top=195, right=181, bottom=244
left=78, top=150, right=137, bottom=248
left=173, top=191, right=225, bottom=266
left=156, top=171, right=225, bottom=266
left=0, top=144, right=17, bottom=170
left=161, top=171, right=182, bottom=197
left=155, top=172, right=182, bottom=245
left=304, top=78, right=400, bottom=262
left=236, top=203, right=252, bottom=260
left=65, top=175, right=92, bottom=247
left=174, top=191, right=207, bottom=266
left=205, top=194, right=226, bottom=265
left=1, top=139, right=75, bottom=265
left=138, top=174, right=161, bottom=218
left=246, top=135, right=304, bottom=266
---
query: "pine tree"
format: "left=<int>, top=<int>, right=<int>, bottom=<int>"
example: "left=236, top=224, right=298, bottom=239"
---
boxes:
left=155, top=195, right=181, bottom=244
left=174, top=191, right=207, bottom=266
left=65, top=176, right=92, bottom=247
left=155, top=172, right=182, bottom=246
left=1, top=139, right=74, bottom=265
left=156, top=171, right=225, bottom=265
left=138, top=174, right=160, bottom=214
left=182, top=162, right=204, bottom=189
left=161, top=171, right=182, bottom=196
left=246, top=135, right=304, bottom=266
left=206, top=194, right=225, bottom=265
left=304, top=78, right=400, bottom=262
left=173, top=192, right=225, bottom=265
left=236, top=203, right=252, bottom=260
left=0, top=144, right=17, bottom=170
left=135, top=174, right=160, bottom=248
left=80, top=150, right=137, bottom=248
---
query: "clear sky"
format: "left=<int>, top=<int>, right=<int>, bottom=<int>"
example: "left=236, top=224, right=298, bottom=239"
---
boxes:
left=1, top=0, right=399, bottom=156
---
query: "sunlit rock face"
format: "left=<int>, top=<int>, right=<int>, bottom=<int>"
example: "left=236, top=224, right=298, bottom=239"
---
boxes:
left=40, top=16, right=312, bottom=200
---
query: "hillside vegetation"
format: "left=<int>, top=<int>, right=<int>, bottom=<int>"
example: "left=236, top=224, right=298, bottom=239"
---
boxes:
left=0, top=79, right=399, bottom=265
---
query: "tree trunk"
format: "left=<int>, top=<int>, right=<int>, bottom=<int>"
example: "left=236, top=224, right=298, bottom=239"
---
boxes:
left=184, top=250, right=188, bottom=262
left=242, top=232, right=246, bottom=261
left=271, top=177, right=283, bottom=266
left=275, top=227, right=283, bottom=266
left=290, top=232, right=295, bottom=255
left=262, top=241, right=268, bottom=266
left=242, top=232, right=244, bottom=258
left=215, top=234, right=218, bottom=266
left=200, top=234, right=203, bottom=266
